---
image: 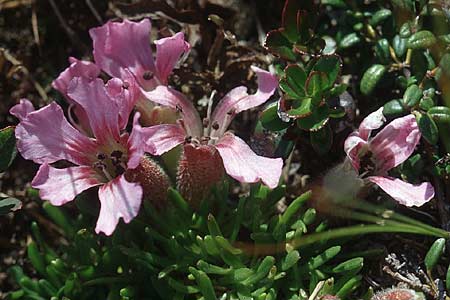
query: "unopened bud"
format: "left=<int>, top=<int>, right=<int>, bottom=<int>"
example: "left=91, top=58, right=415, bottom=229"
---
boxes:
left=371, top=288, right=425, bottom=300
left=125, top=156, right=171, bottom=209
left=177, top=144, right=224, bottom=208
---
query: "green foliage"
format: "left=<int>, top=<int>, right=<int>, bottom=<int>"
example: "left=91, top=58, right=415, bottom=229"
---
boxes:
left=9, top=184, right=450, bottom=299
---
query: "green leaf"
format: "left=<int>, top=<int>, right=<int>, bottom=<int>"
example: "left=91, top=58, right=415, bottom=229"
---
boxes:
left=407, top=31, right=437, bottom=49
left=402, top=84, right=423, bottom=107
left=339, top=33, right=361, bottom=49
left=265, top=30, right=296, bottom=61
left=446, top=264, right=450, bottom=293
left=27, top=242, right=46, bottom=276
left=415, top=112, right=439, bottom=145
left=0, top=197, right=21, bottom=215
left=306, top=71, right=329, bottom=97
left=282, top=250, right=300, bottom=271
left=383, top=99, right=406, bottom=117
left=429, top=106, right=450, bottom=124
left=393, top=35, right=407, bottom=58
left=0, top=126, right=17, bottom=172
left=242, top=256, right=275, bottom=285
left=310, top=124, right=333, bottom=155
left=321, top=0, right=347, bottom=8
left=424, top=238, right=445, bottom=272
left=331, top=257, right=364, bottom=273
left=281, top=0, right=302, bottom=42
left=308, top=246, right=341, bottom=270
left=369, top=9, right=392, bottom=26
left=280, top=64, right=307, bottom=98
left=189, top=268, right=217, bottom=300
left=260, top=103, right=291, bottom=131
left=287, top=98, right=312, bottom=118
left=374, top=39, right=390, bottom=64
left=419, top=96, right=435, bottom=111
left=335, top=275, right=362, bottom=298
left=311, top=55, right=342, bottom=85
left=297, top=105, right=329, bottom=131
left=399, top=22, right=413, bottom=38
left=360, top=64, right=386, bottom=95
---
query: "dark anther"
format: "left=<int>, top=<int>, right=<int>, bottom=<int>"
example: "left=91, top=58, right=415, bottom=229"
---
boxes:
left=200, top=136, right=210, bottom=143
left=142, top=71, right=154, bottom=80
left=176, top=104, right=183, bottom=113
left=97, top=153, right=106, bottom=160
left=212, top=121, right=220, bottom=130
left=111, top=150, right=123, bottom=159
left=93, top=161, right=107, bottom=169
left=185, top=136, right=192, bottom=143
left=226, top=109, right=236, bottom=116
left=122, top=81, right=130, bottom=89
left=203, top=118, right=209, bottom=128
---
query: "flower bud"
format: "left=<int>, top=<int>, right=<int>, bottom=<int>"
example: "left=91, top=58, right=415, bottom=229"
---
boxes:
left=125, top=156, right=171, bottom=209
left=177, top=144, right=224, bottom=208
left=371, top=288, right=425, bottom=300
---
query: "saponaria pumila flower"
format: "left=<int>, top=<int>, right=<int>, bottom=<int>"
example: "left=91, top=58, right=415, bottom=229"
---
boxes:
left=52, top=18, right=190, bottom=130
left=140, top=66, right=284, bottom=203
left=344, top=108, right=435, bottom=207
left=10, top=77, right=168, bottom=235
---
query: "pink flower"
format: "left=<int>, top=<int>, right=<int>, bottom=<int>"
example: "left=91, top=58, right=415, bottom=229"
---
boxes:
left=344, top=108, right=434, bottom=207
left=52, top=19, right=190, bottom=128
left=89, top=18, right=190, bottom=90
left=11, top=78, right=157, bottom=235
left=141, top=66, right=283, bottom=190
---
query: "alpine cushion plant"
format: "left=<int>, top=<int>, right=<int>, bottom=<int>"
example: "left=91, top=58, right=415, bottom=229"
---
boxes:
left=141, top=66, right=283, bottom=201
left=10, top=77, right=161, bottom=235
left=344, top=108, right=435, bottom=207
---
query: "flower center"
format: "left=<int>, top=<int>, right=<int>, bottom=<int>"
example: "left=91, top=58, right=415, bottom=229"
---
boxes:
left=359, top=151, right=376, bottom=177
left=93, top=149, right=128, bottom=181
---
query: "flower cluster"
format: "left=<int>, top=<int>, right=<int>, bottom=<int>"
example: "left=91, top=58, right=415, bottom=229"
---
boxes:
left=11, top=19, right=282, bottom=235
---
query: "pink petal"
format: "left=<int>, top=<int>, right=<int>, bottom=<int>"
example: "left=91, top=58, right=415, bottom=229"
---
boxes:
left=127, top=112, right=156, bottom=169
left=369, top=114, right=421, bottom=173
left=343, top=132, right=367, bottom=171
left=141, top=123, right=186, bottom=156
left=105, top=76, right=139, bottom=130
left=32, top=163, right=102, bottom=206
left=215, top=133, right=283, bottom=188
left=211, top=66, right=278, bottom=134
left=10, top=98, right=35, bottom=121
left=358, top=107, right=385, bottom=141
left=155, top=32, right=190, bottom=85
left=95, top=175, right=143, bottom=236
left=15, top=102, right=96, bottom=165
left=67, top=77, right=121, bottom=144
left=89, top=19, right=157, bottom=90
left=141, top=86, right=202, bottom=137
left=52, top=57, right=100, bottom=98
left=368, top=176, right=434, bottom=207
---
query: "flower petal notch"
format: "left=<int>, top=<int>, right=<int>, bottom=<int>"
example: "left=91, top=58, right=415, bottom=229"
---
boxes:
left=96, top=175, right=143, bottom=236
left=216, top=134, right=283, bottom=188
